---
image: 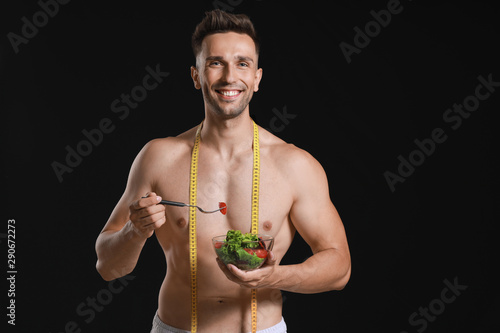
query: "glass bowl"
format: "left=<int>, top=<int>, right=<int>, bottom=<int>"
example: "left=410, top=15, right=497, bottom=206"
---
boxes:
left=213, top=232, right=274, bottom=271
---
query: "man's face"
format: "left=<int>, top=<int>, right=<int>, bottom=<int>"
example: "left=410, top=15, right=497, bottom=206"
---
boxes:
left=191, top=32, right=262, bottom=119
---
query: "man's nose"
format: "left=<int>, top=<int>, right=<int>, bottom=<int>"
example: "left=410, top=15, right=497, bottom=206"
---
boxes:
left=221, top=64, right=237, bottom=84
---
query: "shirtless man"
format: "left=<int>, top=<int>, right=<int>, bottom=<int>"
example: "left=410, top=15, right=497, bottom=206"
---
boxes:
left=95, top=9, right=351, bottom=333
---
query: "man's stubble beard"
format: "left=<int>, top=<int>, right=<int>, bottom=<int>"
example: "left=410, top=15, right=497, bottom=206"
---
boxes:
left=202, top=86, right=254, bottom=120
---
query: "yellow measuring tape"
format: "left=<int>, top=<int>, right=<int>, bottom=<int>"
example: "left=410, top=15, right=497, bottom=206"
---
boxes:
left=250, top=121, right=260, bottom=333
left=189, top=121, right=260, bottom=333
left=189, top=124, right=202, bottom=332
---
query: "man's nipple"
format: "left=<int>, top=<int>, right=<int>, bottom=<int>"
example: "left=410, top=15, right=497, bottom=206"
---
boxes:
left=176, top=217, right=187, bottom=228
left=263, top=221, right=273, bottom=232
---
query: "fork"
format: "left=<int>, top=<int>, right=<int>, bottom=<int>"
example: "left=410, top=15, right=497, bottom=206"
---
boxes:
left=159, top=200, right=225, bottom=214
left=141, top=195, right=225, bottom=214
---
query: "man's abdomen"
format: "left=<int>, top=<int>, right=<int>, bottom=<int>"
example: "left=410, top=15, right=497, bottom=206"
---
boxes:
left=157, top=276, right=283, bottom=332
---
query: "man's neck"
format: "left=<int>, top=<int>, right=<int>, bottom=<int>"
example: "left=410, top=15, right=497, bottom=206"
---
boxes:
left=200, top=109, right=254, bottom=158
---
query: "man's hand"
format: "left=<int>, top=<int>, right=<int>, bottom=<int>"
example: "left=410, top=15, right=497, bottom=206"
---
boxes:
left=129, top=192, right=166, bottom=238
left=216, top=251, right=279, bottom=289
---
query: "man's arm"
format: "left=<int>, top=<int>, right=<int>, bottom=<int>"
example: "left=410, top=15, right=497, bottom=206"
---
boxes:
left=219, top=148, right=351, bottom=293
left=95, top=140, right=166, bottom=281
left=279, top=148, right=351, bottom=292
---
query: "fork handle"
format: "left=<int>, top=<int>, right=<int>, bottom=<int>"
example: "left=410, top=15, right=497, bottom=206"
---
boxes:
left=159, top=200, right=188, bottom=207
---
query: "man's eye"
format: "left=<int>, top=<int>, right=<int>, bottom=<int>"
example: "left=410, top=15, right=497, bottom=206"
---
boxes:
left=238, top=62, right=249, bottom=67
left=210, top=61, right=222, bottom=66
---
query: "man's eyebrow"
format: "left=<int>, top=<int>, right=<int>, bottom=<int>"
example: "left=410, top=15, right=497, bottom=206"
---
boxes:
left=236, top=55, right=254, bottom=63
left=205, top=55, right=255, bottom=62
left=205, top=56, right=223, bottom=62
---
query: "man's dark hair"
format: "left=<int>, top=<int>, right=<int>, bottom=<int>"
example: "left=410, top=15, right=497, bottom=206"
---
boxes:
left=191, top=9, right=259, bottom=58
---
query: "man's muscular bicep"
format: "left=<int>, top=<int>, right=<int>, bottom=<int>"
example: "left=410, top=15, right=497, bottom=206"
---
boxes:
left=100, top=140, right=161, bottom=233
left=287, top=149, right=348, bottom=254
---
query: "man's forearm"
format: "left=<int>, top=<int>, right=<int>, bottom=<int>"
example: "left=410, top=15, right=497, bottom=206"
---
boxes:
left=95, top=220, right=147, bottom=281
left=274, top=248, right=351, bottom=293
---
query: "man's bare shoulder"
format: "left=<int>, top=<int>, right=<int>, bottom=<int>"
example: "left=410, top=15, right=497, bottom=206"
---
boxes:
left=136, top=126, right=198, bottom=166
left=259, top=126, right=321, bottom=173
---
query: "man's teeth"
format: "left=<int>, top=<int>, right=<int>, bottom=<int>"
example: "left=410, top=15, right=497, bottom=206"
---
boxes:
left=219, top=90, right=240, bottom=96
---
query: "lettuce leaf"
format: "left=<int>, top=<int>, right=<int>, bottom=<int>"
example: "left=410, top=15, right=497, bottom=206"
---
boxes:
left=216, top=230, right=265, bottom=270
left=225, top=230, right=259, bottom=251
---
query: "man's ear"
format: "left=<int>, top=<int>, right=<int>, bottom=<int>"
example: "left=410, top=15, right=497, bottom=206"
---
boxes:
left=253, top=67, right=263, bottom=92
left=190, top=66, right=201, bottom=89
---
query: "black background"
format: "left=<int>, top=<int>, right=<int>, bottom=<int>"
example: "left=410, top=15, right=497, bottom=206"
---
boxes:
left=2, top=0, right=499, bottom=332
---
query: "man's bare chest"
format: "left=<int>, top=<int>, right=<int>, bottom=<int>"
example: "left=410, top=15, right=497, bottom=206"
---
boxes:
left=153, top=149, right=294, bottom=241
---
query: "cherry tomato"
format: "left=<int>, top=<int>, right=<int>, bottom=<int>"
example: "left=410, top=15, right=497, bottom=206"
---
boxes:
left=254, top=249, right=268, bottom=259
left=219, top=202, right=227, bottom=215
left=215, top=241, right=224, bottom=249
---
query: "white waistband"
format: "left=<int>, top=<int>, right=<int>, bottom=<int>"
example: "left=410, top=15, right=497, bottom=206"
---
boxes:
left=151, top=312, right=287, bottom=333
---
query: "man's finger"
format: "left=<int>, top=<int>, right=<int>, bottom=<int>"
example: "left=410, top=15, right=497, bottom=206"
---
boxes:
left=144, top=216, right=166, bottom=230
left=265, top=251, right=277, bottom=265
left=227, top=264, right=252, bottom=281
left=216, top=258, right=236, bottom=280
left=142, top=210, right=167, bottom=227
left=136, top=203, right=165, bottom=219
left=133, top=192, right=161, bottom=209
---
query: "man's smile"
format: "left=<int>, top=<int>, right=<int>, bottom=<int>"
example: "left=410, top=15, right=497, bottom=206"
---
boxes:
left=215, top=89, right=243, bottom=100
